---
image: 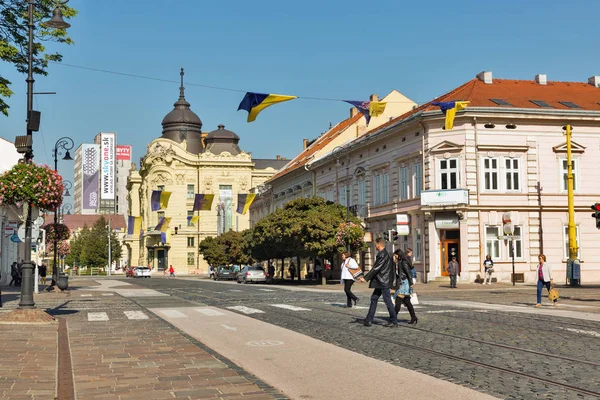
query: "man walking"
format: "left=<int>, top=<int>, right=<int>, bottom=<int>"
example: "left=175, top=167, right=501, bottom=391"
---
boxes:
left=360, top=238, right=398, bottom=327
left=448, top=256, right=459, bottom=288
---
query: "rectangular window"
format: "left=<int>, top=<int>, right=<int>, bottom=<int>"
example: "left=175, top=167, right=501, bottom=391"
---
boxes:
left=326, top=189, right=333, bottom=202
left=505, top=159, right=520, bottom=191
left=340, top=185, right=347, bottom=206
left=414, top=228, right=422, bottom=261
left=187, top=252, right=195, bottom=266
left=508, top=226, right=523, bottom=259
left=157, top=185, right=165, bottom=191
left=563, top=226, right=581, bottom=259
left=358, top=179, right=366, bottom=206
left=382, top=173, right=389, bottom=204
left=373, top=174, right=381, bottom=206
left=187, top=184, right=195, bottom=199
left=439, top=158, right=459, bottom=190
left=561, top=158, right=577, bottom=192
left=400, top=167, right=408, bottom=200
left=483, top=158, right=499, bottom=190
left=187, top=237, right=195, bottom=247
left=187, top=210, right=194, bottom=226
left=414, top=163, right=422, bottom=197
left=485, top=226, right=501, bottom=259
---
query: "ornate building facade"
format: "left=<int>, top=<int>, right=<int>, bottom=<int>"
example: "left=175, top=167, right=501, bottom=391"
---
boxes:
left=124, top=70, right=287, bottom=275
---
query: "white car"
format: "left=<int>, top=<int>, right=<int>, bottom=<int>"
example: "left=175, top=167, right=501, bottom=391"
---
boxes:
left=237, top=265, right=267, bottom=284
left=134, top=266, right=152, bottom=278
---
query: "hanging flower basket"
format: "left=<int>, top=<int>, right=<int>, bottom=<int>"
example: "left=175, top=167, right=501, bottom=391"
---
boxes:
left=47, top=240, right=71, bottom=257
left=335, top=222, right=366, bottom=252
left=44, top=223, right=71, bottom=242
left=0, top=162, right=63, bottom=210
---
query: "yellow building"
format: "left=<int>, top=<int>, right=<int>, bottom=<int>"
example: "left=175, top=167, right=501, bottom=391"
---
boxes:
left=124, top=70, right=287, bottom=275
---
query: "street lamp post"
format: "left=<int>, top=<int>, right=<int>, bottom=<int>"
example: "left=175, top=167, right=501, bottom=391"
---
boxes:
left=51, top=136, right=73, bottom=286
left=17, top=1, right=71, bottom=309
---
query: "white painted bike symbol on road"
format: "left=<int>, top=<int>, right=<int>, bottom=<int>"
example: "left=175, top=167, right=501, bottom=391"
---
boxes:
left=246, top=340, right=284, bottom=347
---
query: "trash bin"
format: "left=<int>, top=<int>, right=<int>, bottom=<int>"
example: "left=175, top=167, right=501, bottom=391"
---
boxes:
left=57, top=273, right=69, bottom=290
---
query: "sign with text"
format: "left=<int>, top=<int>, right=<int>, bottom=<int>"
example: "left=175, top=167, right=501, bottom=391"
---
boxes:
left=100, top=133, right=116, bottom=200
left=116, top=145, right=131, bottom=160
left=82, top=143, right=100, bottom=210
left=396, top=214, right=410, bottom=236
left=421, top=189, right=469, bottom=206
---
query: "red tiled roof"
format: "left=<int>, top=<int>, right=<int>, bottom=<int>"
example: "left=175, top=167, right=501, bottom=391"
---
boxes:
left=268, top=112, right=363, bottom=181
left=60, top=214, right=127, bottom=231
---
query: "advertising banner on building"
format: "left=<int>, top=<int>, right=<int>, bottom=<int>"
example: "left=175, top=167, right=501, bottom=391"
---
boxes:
left=116, top=145, right=131, bottom=160
left=100, top=133, right=116, bottom=200
left=82, top=144, right=100, bottom=210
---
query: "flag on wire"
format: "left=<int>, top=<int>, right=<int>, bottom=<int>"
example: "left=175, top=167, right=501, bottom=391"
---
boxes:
left=187, top=215, right=200, bottom=226
left=343, top=100, right=387, bottom=126
left=238, top=92, right=297, bottom=122
left=127, top=216, right=142, bottom=235
left=155, top=217, right=171, bottom=232
left=431, top=101, right=469, bottom=130
left=151, top=190, right=172, bottom=211
left=236, top=193, right=257, bottom=215
left=193, top=194, right=214, bottom=211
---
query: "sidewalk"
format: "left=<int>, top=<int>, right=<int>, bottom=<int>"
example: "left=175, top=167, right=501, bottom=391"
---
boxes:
left=0, top=280, right=286, bottom=400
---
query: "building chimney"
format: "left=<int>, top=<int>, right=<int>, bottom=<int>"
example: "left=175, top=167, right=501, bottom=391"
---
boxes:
left=303, top=139, right=309, bottom=150
left=535, top=74, right=547, bottom=85
left=588, top=76, right=600, bottom=88
left=476, top=71, right=493, bottom=84
left=369, top=94, right=379, bottom=102
left=276, top=155, right=281, bottom=160
left=350, top=107, right=358, bottom=118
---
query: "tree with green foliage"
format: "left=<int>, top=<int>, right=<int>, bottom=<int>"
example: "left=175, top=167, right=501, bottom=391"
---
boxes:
left=198, top=236, right=228, bottom=267
left=72, top=217, right=121, bottom=269
left=198, top=230, right=253, bottom=266
left=64, top=223, right=89, bottom=267
left=0, top=0, right=77, bottom=116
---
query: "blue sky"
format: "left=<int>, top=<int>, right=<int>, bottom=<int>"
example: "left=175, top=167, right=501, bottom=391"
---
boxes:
left=3, top=0, right=600, bottom=189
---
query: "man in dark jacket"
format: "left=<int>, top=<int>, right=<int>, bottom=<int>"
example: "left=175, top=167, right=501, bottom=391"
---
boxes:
left=360, top=238, right=398, bottom=327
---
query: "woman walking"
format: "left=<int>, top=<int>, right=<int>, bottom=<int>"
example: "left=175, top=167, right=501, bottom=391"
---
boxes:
left=393, top=249, right=418, bottom=324
left=340, top=251, right=360, bottom=307
left=536, top=254, right=557, bottom=307
left=483, top=254, right=494, bottom=285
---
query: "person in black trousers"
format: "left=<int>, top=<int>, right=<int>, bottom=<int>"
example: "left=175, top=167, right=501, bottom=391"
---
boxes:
left=359, top=238, right=398, bottom=327
left=393, top=249, right=418, bottom=324
left=340, top=251, right=360, bottom=307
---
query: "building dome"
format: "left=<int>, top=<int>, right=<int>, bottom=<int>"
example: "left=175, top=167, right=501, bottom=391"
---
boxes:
left=160, top=68, right=204, bottom=154
left=204, top=124, right=242, bottom=155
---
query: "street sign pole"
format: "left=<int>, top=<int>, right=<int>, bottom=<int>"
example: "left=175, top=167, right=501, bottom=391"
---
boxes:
left=511, top=239, right=516, bottom=286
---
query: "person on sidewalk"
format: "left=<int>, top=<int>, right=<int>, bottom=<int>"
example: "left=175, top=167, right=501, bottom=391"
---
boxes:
left=267, top=262, right=275, bottom=284
left=168, top=265, right=176, bottom=279
left=39, top=264, right=47, bottom=285
left=359, top=238, right=398, bottom=327
left=405, top=248, right=416, bottom=283
left=289, top=262, right=296, bottom=281
left=393, top=249, right=418, bottom=324
left=536, top=254, right=557, bottom=307
left=314, top=259, right=323, bottom=281
left=448, top=256, right=459, bottom=288
left=308, top=259, right=314, bottom=280
left=483, top=255, right=494, bottom=285
left=340, top=251, right=360, bottom=308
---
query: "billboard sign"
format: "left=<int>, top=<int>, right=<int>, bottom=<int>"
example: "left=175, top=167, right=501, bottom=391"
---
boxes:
left=116, top=145, right=131, bottom=160
left=100, top=133, right=115, bottom=200
left=82, top=144, right=100, bottom=210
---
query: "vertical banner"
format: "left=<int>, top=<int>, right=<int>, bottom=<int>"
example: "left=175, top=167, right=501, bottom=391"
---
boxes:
left=219, top=188, right=233, bottom=232
left=82, top=144, right=100, bottom=211
left=116, top=145, right=131, bottom=160
left=100, top=133, right=116, bottom=200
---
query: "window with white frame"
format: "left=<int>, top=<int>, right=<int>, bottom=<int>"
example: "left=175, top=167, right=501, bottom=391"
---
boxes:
left=187, top=184, right=195, bottom=199
left=326, top=188, right=334, bottom=202
left=414, top=162, right=422, bottom=197
left=382, top=173, right=389, bottom=204
left=358, top=179, right=366, bottom=205
left=340, top=185, right=347, bottom=206
left=414, top=228, right=422, bottom=261
left=439, top=158, right=459, bottom=189
left=373, top=174, right=381, bottom=206
left=563, top=226, right=581, bottom=259
left=505, top=159, right=520, bottom=191
left=483, top=158, right=499, bottom=191
left=561, top=158, right=578, bottom=192
left=508, top=226, right=523, bottom=259
left=485, top=226, right=501, bottom=259
left=400, top=167, right=408, bottom=200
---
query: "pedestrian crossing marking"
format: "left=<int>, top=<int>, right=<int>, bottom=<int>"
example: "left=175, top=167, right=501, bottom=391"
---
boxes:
left=194, top=308, right=225, bottom=317
left=80, top=294, right=92, bottom=297
left=123, top=311, right=149, bottom=320
left=227, top=306, right=265, bottom=315
left=88, top=312, right=109, bottom=321
left=257, top=289, right=276, bottom=292
left=101, top=293, right=114, bottom=296
left=271, top=304, right=311, bottom=311
left=229, top=289, right=243, bottom=292
left=159, top=309, right=187, bottom=318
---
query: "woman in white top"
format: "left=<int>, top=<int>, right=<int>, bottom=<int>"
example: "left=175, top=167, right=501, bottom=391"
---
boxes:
left=340, top=251, right=360, bottom=308
left=536, top=254, right=557, bottom=307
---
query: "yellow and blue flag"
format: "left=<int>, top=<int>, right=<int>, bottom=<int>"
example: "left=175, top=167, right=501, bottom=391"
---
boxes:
left=432, top=101, right=470, bottom=130
left=127, top=216, right=142, bottom=235
left=193, top=194, right=214, bottom=211
left=238, top=92, right=297, bottom=122
left=343, top=100, right=387, bottom=126
left=236, top=193, right=256, bottom=215
left=187, top=215, right=200, bottom=226
left=151, top=190, right=172, bottom=211
left=155, top=217, right=171, bottom=232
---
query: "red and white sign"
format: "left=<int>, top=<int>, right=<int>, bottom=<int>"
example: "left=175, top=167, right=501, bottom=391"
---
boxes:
left=4, top=221, right=18, bottom=234
left=116, top=145, right=131, bottom=160
left=396, top=214, right=410, bottom=236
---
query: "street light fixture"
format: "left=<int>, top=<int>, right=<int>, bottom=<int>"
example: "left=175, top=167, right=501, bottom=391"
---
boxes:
left=17, top=0, right=71, bottom=309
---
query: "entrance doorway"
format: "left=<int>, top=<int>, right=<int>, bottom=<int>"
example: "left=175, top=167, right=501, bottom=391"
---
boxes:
left=157, top=249, right=167, bottom=271
left=440, top=230, right=460, bottom=276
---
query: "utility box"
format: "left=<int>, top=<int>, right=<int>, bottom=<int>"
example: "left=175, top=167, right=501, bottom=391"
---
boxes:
left=567, top=259, right=581, bottom=287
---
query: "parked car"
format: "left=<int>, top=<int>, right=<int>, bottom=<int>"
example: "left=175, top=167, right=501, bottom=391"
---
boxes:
left=134, top=266, right=152, bottom=278
left=237, top=265, right=267, bottom=284
left=214, top=266, right=234, bottom=280
left=125, top=266, right=135, bottom=278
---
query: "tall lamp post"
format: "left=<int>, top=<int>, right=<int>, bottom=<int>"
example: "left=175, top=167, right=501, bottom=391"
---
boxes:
left=16, top=1, right=71, bottom=309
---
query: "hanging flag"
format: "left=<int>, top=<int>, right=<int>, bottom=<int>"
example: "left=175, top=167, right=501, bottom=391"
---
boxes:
left=344, top=100, right=387, bottom=125
left=193, top=194, right=215, bottom=211
left=369, top=101, right=387, bottom=117
left=238, top=92, right=297, bottom=122
left=155, top=217, right=171, bottom=232
left=187, top=215, right=200, bottom=226
left=127, top=216, right=142, bottom=235
left=151, top=190, right=172, bottom=211
left=160, top=232, right=167, bottom=244
left=236, top=193, right=257, bottom=215
left=431, top=101, right=470, bottom=130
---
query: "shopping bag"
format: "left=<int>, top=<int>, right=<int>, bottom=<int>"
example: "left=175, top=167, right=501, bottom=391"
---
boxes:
left=411, top=292, right=419, bottom=305
left=548, top=287, right=560, bottom=302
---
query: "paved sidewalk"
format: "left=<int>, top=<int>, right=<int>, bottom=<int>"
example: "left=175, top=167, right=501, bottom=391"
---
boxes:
left=0, top=280, right=286, bottom=399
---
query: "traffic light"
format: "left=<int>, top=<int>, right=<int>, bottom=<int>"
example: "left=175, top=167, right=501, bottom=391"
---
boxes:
left=591, top=203, right=600, bottom=229
left=392, top=230, right=398, bottom=241
left=383, top=231, right=390, bottom=241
